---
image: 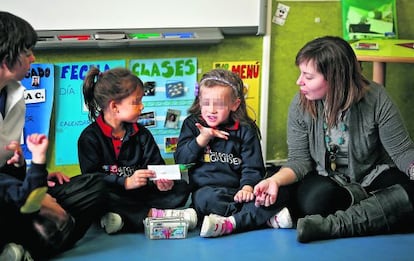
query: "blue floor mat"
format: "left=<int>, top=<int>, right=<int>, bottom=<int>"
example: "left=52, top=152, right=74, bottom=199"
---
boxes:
left=51, top=225, right=414, bottom=261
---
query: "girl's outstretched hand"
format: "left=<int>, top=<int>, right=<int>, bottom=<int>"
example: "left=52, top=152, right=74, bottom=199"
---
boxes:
left=195, top=123, right=229, bottom=147
left=253, top=179, right=279, bottom=207
left=26, top=134, right=48, bottom=165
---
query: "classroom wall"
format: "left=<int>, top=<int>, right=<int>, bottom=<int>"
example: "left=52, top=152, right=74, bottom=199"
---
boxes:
left=35, top=0, right=414, bottom=175
left=37, top=37, right=263, bottom=175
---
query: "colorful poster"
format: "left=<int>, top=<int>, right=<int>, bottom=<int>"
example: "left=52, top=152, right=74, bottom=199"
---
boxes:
left=129, top=58, right=197, bottom=159
left=213, top=61, right=261, bottom=123
left=54, top=60, right=126, bottom=165
left=20, top=64, right=54, bottom=164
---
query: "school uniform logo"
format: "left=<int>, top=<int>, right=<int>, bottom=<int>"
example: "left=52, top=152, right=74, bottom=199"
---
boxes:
left=102, top=164, right=136, bottom=177
left=206, top=150, right=242, bottom=166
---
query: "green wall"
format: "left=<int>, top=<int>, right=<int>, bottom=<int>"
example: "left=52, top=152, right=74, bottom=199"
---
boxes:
left=35, top=0, right=414, bottom=175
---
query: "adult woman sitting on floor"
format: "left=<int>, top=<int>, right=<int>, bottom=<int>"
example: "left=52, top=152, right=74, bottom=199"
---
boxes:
left=254, top=35, right=414, bottom=242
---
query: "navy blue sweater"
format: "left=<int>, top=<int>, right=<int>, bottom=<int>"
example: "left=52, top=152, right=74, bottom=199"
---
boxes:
left=0, top=163, right=48, bottom=209
left=78, top=115, right=165, bottom=187
left=174, top=115, right=265, bottom=190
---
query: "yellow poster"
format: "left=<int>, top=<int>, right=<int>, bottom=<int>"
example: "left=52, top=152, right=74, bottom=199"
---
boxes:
left=213, top=61, right=261, bottom=124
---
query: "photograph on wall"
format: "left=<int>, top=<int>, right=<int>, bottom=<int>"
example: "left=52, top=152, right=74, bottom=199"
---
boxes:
left=31, top=75, right=40, bottom=86
left=144, top=81, right=156, bottom=96
left=166, top=81, right=185, bottom=98
left=164, top=109, right=181, bottom=129
left=164, top=136, right=179, bottom=154
left=341, top=0, right=398, bottom=40
left=129, top=57, right=197, bottom=159
left=138, top=111, right=157, bottom=127
left=20, top=64, right=54, bottom=164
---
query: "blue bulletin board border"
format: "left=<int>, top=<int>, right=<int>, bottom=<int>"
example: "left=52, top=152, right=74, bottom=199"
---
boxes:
left=21, top=64, right=55, bottom=164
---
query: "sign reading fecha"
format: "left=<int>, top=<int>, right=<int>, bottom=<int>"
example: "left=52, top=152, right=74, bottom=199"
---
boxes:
left=21, top=64, right=54, bottom=165
left=54, top=60, right=125, bottom=165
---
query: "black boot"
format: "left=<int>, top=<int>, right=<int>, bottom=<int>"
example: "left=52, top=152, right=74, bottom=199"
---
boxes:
left=330, top=175, right=368, bottom=205
left=342, top=182, right=369, bottom=205
left=297, top=184, right=413, bottom=243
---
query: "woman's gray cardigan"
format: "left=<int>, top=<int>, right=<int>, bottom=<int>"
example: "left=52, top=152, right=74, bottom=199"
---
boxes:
left=283, top=81, right=414, bottom=186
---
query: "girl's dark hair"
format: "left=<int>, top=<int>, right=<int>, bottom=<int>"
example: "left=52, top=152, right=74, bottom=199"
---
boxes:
left=82, top=67, right=144, bottom=121
left=0, top=11, right=38, bottom=69
left=295, top=36, right=369, bottom=127
left=188, top=68, right=259, bottom=133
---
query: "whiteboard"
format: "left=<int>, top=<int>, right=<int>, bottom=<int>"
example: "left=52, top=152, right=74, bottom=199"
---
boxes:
left=1, top=0, right=266, bottom=34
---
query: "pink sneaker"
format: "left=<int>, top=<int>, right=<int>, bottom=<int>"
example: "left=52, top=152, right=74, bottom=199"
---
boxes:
left=200, top=214, right=235, bottom=238
left=267, top=207, right=293, bottom=229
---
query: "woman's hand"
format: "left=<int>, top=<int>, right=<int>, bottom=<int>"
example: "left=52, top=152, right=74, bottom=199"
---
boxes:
left=254, top=178, right=279, bottom=207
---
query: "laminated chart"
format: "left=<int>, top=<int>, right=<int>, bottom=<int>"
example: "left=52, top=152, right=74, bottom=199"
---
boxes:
left=130, top=58, right=197, bottom=159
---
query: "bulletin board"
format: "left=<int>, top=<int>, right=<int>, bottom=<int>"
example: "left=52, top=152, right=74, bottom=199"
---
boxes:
left=130, top=57, right=197, bottom=159
left=21, top=64, right=55, bottom=165
left=213, top=61, right=261, bottom=122
left=54, top=60, right=126, bottom=165
left=31, top=32, right=263, bottom=174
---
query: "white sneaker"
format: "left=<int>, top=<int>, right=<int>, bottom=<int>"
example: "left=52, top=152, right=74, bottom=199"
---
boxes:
left=0, top=243, right=33, bottom=261
left=100, top=212, right=124, bottom=234
left=200, top=214, right=235, bottom=238
left=267, top=207, right=293, bottom=229
left=151, top=208, right=198, bottom=230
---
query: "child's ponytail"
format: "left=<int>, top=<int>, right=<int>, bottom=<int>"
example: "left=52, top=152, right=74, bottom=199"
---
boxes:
left=82, top=67, right=100, bottom=121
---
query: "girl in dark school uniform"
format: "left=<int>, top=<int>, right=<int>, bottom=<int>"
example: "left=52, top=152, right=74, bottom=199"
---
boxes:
left=174, top=69, right=292, bottom=237
left=79, top=67, right=195, bottom=235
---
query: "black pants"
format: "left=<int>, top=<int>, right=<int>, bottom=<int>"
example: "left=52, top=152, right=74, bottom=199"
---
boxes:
left=48, top=173, right=108, bottom=248
left=0, top=173, right=107, bottom=259
left=292, top=168, right=414, bottom=220
left=192, top=185, right=291, bottom=232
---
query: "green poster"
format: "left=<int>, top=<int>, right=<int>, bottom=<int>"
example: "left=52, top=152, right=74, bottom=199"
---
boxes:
left=341, top=0, right=398, bottom=41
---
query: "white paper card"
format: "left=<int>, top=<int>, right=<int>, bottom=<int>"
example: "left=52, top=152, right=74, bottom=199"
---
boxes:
left=148, top=164, right=181, bottom=180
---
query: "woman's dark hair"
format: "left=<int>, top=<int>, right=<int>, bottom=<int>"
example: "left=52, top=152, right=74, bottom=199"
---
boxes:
left=295, top=36, right=369, bottom=127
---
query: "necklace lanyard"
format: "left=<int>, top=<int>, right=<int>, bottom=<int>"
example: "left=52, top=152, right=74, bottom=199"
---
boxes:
left=323, top=113, right=347, bottom=172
